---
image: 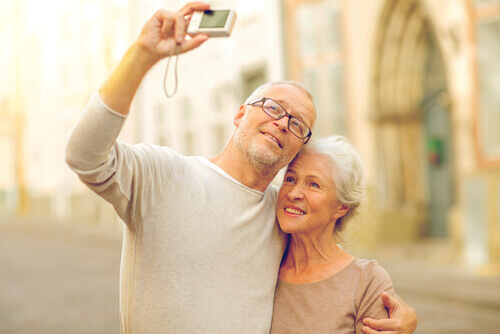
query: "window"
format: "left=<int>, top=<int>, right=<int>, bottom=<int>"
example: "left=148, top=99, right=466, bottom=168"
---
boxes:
left=474, top=1, right=500, bottom=163
left=181, top=98, right=192, bottom=122
left=476, top=0, right=499, bottom=5
left=242, top=67, right=267, bottom=101
left=326, top=64, right=346, bottom=136
left=285, top=0, right=346, bottom=137
left=155, top=103, right=169, bottom=147
left=477, top=19, right=500, bottom=157
left=184, top=131, right=194, bottom=156
left=214, top=124, right=226, bottom=151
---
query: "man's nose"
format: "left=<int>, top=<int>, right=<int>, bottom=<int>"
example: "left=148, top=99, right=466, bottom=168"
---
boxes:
left=273, top=116, right=289, bottom=133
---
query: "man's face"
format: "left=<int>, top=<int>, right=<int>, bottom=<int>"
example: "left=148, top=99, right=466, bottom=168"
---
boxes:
left=233, top=84, right=316, bottom=171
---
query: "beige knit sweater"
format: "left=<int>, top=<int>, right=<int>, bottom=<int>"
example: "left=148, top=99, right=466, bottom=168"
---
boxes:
left=270, top=258, right=394, bottom=334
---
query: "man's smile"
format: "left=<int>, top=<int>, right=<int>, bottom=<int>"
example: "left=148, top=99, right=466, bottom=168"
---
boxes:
left=262, top=132, right=283, bottom=148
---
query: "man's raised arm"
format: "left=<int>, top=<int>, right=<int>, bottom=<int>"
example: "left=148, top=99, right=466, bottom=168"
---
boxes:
left=99, top=2, right=210, bottom=115
left=65, top=2, right=210, bottom=175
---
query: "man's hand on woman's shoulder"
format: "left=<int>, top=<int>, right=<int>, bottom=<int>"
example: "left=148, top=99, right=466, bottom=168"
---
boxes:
left=362, top=292, right=418, bottom=334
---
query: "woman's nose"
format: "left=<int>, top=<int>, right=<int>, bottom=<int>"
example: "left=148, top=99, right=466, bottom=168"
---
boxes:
left=287, top=186, right=304, bottom=200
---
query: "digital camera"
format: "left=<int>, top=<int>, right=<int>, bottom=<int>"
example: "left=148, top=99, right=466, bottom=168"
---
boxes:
left=187, top=9, right=237, bottom=37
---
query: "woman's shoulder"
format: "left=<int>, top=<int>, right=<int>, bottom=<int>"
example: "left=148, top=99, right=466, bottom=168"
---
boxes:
left=349, top=259, right=394, bottom=331
left=351, top=258, right=385, bottom=270
left=349, top=258, right=393, bottom=285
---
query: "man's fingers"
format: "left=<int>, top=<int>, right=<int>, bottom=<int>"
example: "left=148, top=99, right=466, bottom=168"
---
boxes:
left=155, top=10, right=192, bottom=44
left=181, top=34, right=209, bottom=53
left=165, top=2, right=211, bottom=45
left=362, top=326, right=394, bottom=334
left=363, top=317, right=397, bottom=331
left=173, top=12, right=186, bottom=44
left=380, top=292, right=398, bottom=312
left=364, top=293, right=416, bottom=334
left=361, top=326, right=378, bottom=334
left=154, top=10, right=175, bottom=37
left=179, top=2, right=211, bottom=17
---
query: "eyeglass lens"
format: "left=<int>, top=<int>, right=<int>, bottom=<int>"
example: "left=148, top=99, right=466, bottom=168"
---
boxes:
left=262, top=99, right=309, bottom=138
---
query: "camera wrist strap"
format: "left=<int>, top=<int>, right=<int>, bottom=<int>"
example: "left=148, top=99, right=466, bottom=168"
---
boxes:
left=163, top=44, right=181, bottom=98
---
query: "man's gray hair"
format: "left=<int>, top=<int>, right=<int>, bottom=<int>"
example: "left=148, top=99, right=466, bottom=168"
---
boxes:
left=297, top=135, right=365, bottom=235
left=244, top=81, right=317, bottom=126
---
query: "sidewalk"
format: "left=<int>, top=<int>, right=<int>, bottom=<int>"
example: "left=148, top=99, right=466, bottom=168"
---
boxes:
left=353, top=241, right=500, bottom=334
left=0, top=217, right=123, bottom=248
left=0, top=218, right=122, bottom=334
left=353, top=240, right=500, bottom=310
left=2, top=219, right=500, bottom=333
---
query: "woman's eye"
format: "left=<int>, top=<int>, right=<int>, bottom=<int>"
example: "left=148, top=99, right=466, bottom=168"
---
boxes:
left=310, top=182, right=319, bottom=188
left=284, top=176, right=295, bottom=183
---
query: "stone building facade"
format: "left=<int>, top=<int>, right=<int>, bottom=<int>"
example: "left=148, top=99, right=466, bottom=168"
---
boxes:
left=283, top=0, right=500, bottom=267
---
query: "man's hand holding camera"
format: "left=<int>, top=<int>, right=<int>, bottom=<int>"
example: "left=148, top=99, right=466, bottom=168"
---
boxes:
left=135, top=2, right=211, bottom=65
left=100, top=2, right=211, bottom=115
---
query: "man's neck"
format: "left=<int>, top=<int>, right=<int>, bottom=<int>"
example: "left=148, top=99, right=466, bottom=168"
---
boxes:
left=209, top=140, right=279, bottom=192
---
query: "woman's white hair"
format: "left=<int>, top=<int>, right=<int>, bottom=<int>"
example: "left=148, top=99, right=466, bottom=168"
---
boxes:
left=296, top=135, right=365, bottom=235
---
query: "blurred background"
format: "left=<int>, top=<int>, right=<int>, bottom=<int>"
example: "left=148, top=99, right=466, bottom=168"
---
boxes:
left=1, top=0, right=500, bottom=333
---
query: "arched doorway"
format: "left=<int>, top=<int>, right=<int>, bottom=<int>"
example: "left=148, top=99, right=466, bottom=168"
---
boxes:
left=372, top=0, right=454, bottom=238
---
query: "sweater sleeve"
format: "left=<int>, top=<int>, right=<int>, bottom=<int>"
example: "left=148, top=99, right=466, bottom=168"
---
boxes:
left=65, top=92, right=127, bottom=172
left=355, top=260, right=395, bottom=334
left=65, top=92, right=172, bottom=229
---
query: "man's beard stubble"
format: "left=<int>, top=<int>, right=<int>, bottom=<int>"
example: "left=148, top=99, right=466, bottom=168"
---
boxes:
left=233, top=124, right=284, bottom=174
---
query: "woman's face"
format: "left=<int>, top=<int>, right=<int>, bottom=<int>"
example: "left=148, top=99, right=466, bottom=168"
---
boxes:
left=277, top=152, right=348, bottom=236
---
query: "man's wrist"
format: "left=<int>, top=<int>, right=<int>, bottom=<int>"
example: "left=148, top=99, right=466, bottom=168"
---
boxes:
left=99, top=42, right=157, bottom=115
left=130, top=42, right=159, bottom=70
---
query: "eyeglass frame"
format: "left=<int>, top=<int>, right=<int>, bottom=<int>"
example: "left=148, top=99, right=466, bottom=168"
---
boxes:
left=247, top=97, right=313, bottom=144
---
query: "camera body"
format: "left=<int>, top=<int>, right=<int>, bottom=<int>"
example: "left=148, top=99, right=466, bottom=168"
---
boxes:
left=187, top=9, right=237, bottom=37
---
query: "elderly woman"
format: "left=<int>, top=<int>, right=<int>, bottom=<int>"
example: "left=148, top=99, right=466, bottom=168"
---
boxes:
left=270, top=135, right=401, bottom=334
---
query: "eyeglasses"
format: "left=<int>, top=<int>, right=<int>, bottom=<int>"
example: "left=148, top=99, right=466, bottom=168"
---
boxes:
left=247, top=97, right=312, bottom=143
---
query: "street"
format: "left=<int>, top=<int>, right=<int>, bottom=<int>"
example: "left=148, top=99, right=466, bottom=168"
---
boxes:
left=376, top=259, right=500, bottom=334
left=354, top=241, right=500, bottom=334
left=1, top=221, right=500, bottom=333
left=0, top=222, right=121, bottom=334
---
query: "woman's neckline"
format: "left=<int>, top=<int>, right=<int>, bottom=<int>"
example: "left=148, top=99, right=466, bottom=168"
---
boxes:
left=278, top=257, right=358, bottom=286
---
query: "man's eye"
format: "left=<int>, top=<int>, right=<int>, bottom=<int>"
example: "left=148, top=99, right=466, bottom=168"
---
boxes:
left=266, top=105, right=280, bottom=114
left=310, top=182, right=319, bottom=188
left=290, top=120, right=306, bottom=135
left=284, top=176, right=295, bottom=183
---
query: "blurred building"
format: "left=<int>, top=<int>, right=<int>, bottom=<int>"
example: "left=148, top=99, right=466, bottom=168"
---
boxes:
left=281, top=0, right=500, bottom=268
left=0, top=0, right=146, bottom=227
left=1, top=0, right=499, bottom=269
left=0, top=0, right=284, bottom=228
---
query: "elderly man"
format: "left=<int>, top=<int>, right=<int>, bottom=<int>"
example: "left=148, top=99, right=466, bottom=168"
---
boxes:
left=66, top=2, right=416, bottom=333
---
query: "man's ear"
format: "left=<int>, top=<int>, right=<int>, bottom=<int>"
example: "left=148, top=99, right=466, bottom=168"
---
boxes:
left=233, top=105, right=246, bottom=127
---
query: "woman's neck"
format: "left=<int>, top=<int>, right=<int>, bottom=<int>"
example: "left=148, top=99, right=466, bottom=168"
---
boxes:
left=279, top=233, right=354, bottom=284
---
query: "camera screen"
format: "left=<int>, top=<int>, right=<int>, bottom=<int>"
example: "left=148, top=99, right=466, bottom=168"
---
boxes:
left=200, top=10, right=229, bottom=28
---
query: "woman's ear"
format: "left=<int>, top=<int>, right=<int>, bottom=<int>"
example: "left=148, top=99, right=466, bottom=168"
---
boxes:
left=233, top=105, right=246, bottom=127
left=334, top=204, right=350, bottom=220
